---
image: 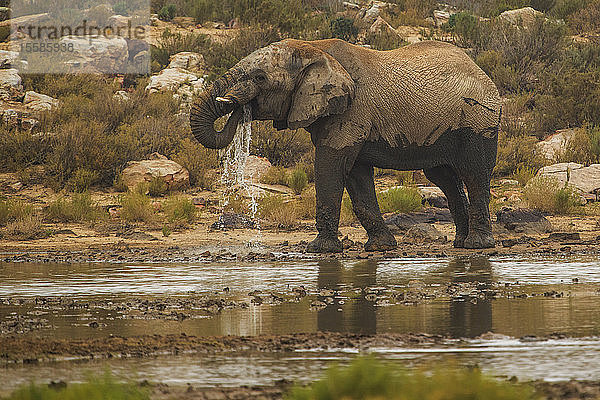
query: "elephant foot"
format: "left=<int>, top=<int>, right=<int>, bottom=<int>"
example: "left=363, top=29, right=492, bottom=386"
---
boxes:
left=365, top=233, right=397, bottom=252
left=306, top=235, right=343, bottom=253
left=453, top=234, right=467, bottom=248
left=463, top=231, right=495, bottom=249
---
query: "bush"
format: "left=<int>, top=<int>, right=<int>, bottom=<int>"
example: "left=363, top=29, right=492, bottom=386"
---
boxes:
left=260, top=166, right=289, bottom=185
left=0, top=127, right=50, bottom=172
left=297, top=185, right=316, bottom=219
left=158, top=4, right=177, bottom=21
left=250, top=122, right=312, bottom=167
left=331, top=17, right=358, bottom=41
left=495, top=134, right=547, bottom=177
left=164, top=195, right=197, bottom=227
left=377, top=187, right=423, bottom=214
left=4, top=371, right=149, bottom=400
left=512, top=165, right=536, bottom=186
left=523, top=175, right=581, bottom=214
left=364, top=30, right=407, bottom=51
left=151, top=29, right=210, bottom=70
left=0, top=200, right=34, bottom=227
left=287, top=357, right=538, bottom=400
left=173, top=138, right=219, bottom=189
left=47, top=192, right=106, bottom=222
left=67, top=168, right=101, bottom=193
left=2, top=214, right=46, bottom=241
left=120, top=191, right=155, bottom=222
left=557, top=125, right=600, bottom=164
left=288, top=168, right=308, bottom=194
left=147, top=176, right=168, bottom=197
left=259, top=194, right=299, bottom=227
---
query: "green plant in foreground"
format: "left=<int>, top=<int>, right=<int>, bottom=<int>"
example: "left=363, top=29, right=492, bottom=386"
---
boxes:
left=287, top=357, right=539, bottom=400
left=147, top=176, right=168, bottom=198
left=47, top=192, right=106, bottom=222
left=512, top=165, right=536, bottom=186
left=288, top=168, right=308, bottom=195
left=377, top=186, right=423, bottom=214
left=523, top=175, right=581, bottom=214
left=3, top=371, right=149, bottom=400
left=164, top=195, right=197, bottom=227
left=120, top=190, right=154, bottom=223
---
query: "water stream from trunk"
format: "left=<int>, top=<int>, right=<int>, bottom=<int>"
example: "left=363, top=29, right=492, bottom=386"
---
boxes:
left=220, top=105, right=262, bottom=243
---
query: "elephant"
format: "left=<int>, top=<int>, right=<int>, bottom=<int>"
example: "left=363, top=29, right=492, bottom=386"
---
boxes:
left=190, top=38, right=501, bottom=253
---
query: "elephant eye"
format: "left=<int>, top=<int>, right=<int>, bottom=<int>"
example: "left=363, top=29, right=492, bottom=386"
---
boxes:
left=253, top=73, right=267, bottom=84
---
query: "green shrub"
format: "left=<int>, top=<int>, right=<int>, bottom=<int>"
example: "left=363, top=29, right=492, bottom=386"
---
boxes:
left=164, top=195, right=197, bottom=226
left=331, top=17, right=358, bottom=41
left=67, top=168, right=101, bottom=193
left=495, top=134, right=547, bottom=177
left=250, top=122, right=312, bottom=167
left=0, top=128, right=50, bottom=172
left=3, top=371, right=149, bottom=400
left=158, top=3, right=177, bottom=21
left=121, top=191, right=155, bottom=222
left=47, top=192, right=106, bottom=222
left=259, top=194, right=299, bottom=227
left=2, top=214, right=46, bottom=241
left=396, top=171, right=415, bottom=186
left=147, top=176, right=168, bottom=197
left=0, top=200, right=34, bottom=227
left=287, top=357, right=538, bottom=400
left=512, top=165, right=536, bottom=186
left=260, top=166, right=289, bottom=186
left=523, top=175, right=581, bottom=214
left=288, top=168, right=308, bottom=194
left=364, top=30, right=407, bottom=51
left=297, top=185, right=316, bottom=219
left=173, top=138, right=219, bottom=189
left=151, top=29, right=210, bottom=70
left=377, top=187, right=423, bottom=214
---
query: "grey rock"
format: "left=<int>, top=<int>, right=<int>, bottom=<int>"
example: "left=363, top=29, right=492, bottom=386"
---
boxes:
left=495, top=208, right=553, bottom=234
left=402, top=223, right=447, bottom=243
left=385, top=208, right=452, bottom=231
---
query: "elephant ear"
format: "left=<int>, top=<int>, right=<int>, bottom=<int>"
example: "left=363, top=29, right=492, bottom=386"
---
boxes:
left=287, top=51, right=355, bottom=130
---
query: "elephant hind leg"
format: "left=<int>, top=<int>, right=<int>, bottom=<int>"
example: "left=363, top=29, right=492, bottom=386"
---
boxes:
left=346, top=162, right=397, bottom=252
left=456, top=134, right=497, bottom=249
left=423, top=166, right=469, bottom=248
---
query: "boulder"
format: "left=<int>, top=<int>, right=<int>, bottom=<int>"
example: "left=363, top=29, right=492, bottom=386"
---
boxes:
left=23, top=91, right=59, bottom=111
left=535, top=129, right=576, bottom=161
left=419, top=186, right=448, bottom=208
left=0, top=13, right=50, bottom=28
left=0, top=50, right=19, bottom=69
left=107, top=14, right=131, bottom=29
left=145, top=67, right=204, bottom=94
left=537, top=162, right=583, bottom=183
left=343, top=1, right=360, bottom=9
left=536, top=162, right=600, bottom=194
left=0, top=68, right=23, bottom=101
left=433, top=10, right=451, bottom=27
left=495, top=208, right=553, bottom=234
left=121, top=153, right=189, bottom=190
left=113, top=90, right=131, bottom=102
left=402, top=223, right=447, bottom=243
left=244, top=155, right=272, bottom=181
left=568, top=164, right=600, bottom=194
left=385, top=208, right=453, bottom=231
left=59, top=36, right=129, bottom=73
left=498, top=7, right=544, bottom=28
left=167, top=52, right=205, bottom=72
left=369, top=16, right=397, bottom=35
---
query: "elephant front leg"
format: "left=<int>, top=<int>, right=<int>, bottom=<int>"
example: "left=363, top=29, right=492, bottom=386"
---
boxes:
left=306, top=146, right=357, bottom=253
left=346, top=163, right=397, bottom=252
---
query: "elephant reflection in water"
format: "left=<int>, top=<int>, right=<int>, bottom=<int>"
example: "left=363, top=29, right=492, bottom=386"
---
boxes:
left=445, top=256, right=493, bottom=338
left=314, top=257, right=493, bottom=337
left=316, top=259, right=377, bottom=334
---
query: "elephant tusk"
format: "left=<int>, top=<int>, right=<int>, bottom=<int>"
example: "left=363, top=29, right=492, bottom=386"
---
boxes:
left=216, top=97, right=234, bottom=103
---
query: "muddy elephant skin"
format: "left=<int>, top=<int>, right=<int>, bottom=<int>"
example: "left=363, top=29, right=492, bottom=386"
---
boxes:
left=190, top=39, right=501, bottom=253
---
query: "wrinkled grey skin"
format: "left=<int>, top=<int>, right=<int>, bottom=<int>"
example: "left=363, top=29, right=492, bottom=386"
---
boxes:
left=190, top=39, right=501, bottom=253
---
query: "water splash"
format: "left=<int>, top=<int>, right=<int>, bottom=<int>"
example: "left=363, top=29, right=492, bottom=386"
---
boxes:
left=220, top=105, right=261, bottom=242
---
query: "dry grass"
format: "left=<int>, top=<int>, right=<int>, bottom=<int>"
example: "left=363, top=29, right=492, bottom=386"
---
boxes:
left=523, top=175, right=582, bottom=214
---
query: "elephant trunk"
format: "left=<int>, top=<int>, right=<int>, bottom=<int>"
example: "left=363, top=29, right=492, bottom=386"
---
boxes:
left=189, top=72, right=258, bottom=150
